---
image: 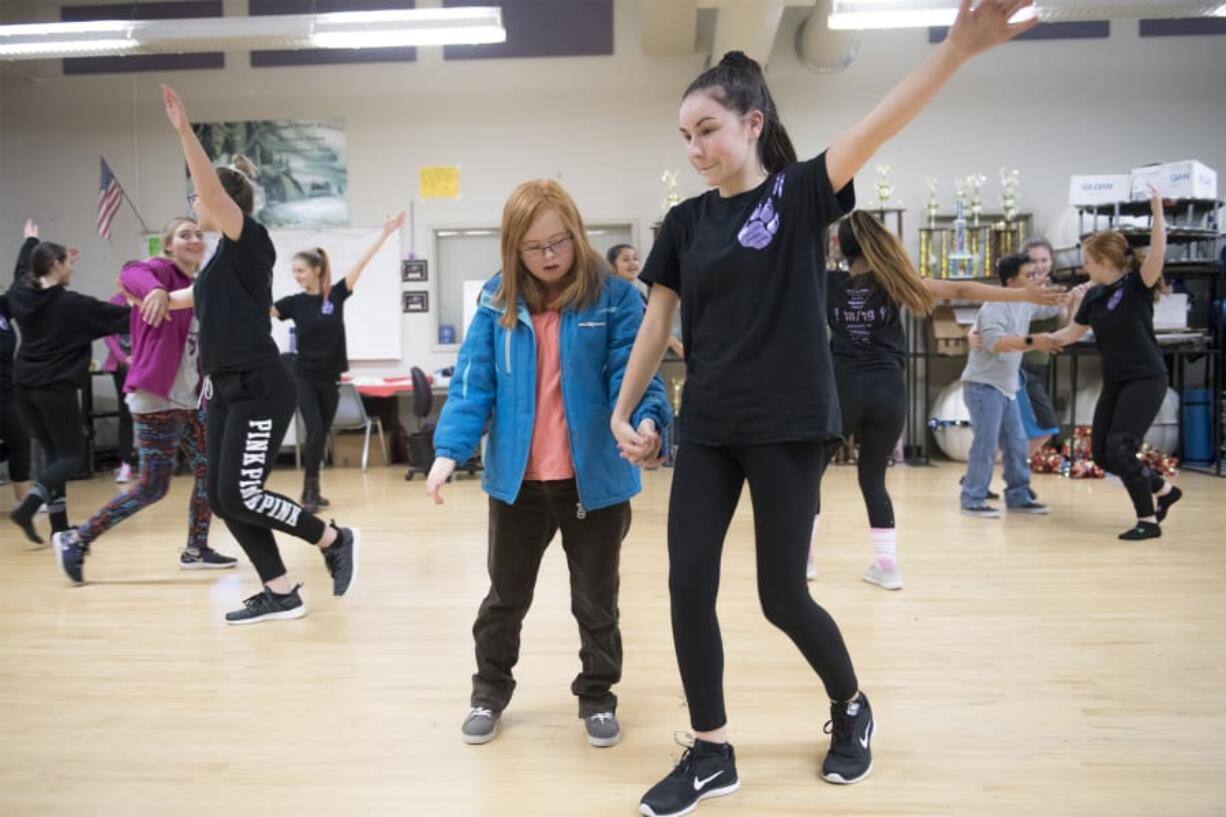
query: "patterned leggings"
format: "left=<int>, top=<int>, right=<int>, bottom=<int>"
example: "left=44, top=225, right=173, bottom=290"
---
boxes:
left=77, top=409, right=211, bottom=552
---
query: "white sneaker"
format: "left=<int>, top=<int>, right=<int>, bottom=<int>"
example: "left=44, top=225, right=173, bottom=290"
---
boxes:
left=115, top=463, right=132, bottom=484
left=863, top=562, right=903, bottom=591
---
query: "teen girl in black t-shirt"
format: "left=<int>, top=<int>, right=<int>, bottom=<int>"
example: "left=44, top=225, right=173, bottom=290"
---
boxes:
left=612, top=6, right=1040, bottom=814
left=818, top=212, right=1064, bottom=591
left=149, top=85, right=359, bottom=625
left=1047, top=186, right=1181, bottom=541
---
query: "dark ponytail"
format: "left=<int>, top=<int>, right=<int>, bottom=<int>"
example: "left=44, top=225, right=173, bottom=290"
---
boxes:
left=683, top=50, right=797, bottom=174
left=26, top=241, right=68, bottom=288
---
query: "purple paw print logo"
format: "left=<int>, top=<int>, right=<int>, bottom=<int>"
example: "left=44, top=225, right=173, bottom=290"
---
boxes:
left=1107, top=286, right=1123, bottom=311
left=737, top=175, right=785, bottom=250
left=321, top=300, right=335, bottom=316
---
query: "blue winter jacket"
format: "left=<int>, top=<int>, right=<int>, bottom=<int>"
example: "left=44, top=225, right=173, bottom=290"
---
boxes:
left=433, top=273, right=672, bottom=512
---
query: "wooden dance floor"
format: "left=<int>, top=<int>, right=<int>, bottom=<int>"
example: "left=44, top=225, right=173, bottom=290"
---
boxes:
left=2, top=462, right=1223, bottom=816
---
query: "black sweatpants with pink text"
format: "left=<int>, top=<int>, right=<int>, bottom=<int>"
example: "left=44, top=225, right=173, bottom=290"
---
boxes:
left=206, top=358, right=325, bottom=582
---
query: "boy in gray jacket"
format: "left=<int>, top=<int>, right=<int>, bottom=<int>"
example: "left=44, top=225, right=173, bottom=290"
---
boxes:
left=960, top=253, right=1065, bottom=517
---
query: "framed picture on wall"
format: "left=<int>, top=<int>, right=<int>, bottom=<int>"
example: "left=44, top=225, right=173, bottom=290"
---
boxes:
left=403, top=291, right=429, bottom=313
left=402, top=258, right=428, bottom=282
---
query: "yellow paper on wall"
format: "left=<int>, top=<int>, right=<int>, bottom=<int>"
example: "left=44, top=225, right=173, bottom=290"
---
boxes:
left=419, top=166, right=461, bottom=199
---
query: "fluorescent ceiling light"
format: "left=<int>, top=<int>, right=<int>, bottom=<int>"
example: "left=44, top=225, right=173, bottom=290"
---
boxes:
left=828, top=0, right=1222, bottom=29
left=0, top=6, right=504, bottom=62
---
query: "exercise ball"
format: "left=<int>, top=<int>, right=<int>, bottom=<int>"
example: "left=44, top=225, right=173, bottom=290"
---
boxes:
left=929, top=380, right=975, bottom=462
left=1062, top=380, right=1180, bottom=454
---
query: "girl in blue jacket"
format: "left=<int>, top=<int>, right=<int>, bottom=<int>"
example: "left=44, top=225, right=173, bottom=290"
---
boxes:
left=427, top=179, right=670, bottom=750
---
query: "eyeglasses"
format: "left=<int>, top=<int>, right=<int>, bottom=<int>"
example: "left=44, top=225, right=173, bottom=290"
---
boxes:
left=520, top=235, right=573, bottom=261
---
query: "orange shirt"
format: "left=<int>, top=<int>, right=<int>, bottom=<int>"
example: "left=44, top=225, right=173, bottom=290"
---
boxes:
left=524, top=310, right=574, bottom=481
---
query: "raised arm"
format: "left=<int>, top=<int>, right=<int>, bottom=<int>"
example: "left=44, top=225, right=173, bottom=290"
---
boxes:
left=162, top=85, right=243, bottom=242
left=1141, top=184, right=1167, bottom=289
left=826, top=1, right=1037, bottom=190
left=345, top=211, right=406, bottom=292
left=13, top=219, right=39, bottom=284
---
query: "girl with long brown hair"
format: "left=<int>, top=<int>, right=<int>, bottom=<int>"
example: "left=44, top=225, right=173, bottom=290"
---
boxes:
left=426, top=180, right=671, bottom=749
left=1046, top=186, right=1181, bottom=540
left=816, top=211, right=1063, bottom=590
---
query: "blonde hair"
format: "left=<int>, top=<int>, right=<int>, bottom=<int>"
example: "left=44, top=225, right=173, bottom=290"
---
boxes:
left=294, top=247, right=332, bottom=301
left=160, top=217, right=199, bottom=258
left=1082, top=230, right=1168, bottom=300
left=839, top=211, right=935, bottom=316
left=494, top=180, right=604, bottom=328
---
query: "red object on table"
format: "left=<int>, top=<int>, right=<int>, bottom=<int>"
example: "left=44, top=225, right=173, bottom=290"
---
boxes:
left=339, top=374, right=430, bottom=399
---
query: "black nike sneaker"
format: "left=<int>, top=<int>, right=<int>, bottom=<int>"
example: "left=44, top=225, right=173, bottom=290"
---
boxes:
left=822, top=693, right=874, bottom=784
left=639, top=738, right=739, bottom=817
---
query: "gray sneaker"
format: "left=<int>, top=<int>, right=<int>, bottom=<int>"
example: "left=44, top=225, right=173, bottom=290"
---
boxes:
left=462, top=707, right=499, bottom=745
left=584, top=711, right=620, bottom=747
left=862, top=562, right=903, bottom=591
left=1007, top=500, right=1050, bottom=515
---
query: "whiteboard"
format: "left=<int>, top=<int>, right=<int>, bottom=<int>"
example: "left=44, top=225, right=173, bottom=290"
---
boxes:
left=267, top=227, right=402, bottom=362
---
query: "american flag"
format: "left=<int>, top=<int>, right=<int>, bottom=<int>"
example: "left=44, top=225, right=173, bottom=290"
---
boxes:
left=97, top=157, right=124, bottom=240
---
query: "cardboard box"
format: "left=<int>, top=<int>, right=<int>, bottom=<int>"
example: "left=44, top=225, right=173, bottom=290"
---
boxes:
left=330, top=430, right=382, bottom=469
left=1153, top=292, right=1189, bottom=331
left=929, top=304, right=969, bottom=356
left=1130, top=160, right=1217, bottom=201
left=1068, top=174, right=1130, bottom=206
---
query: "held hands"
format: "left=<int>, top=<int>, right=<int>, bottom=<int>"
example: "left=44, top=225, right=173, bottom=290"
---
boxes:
left=23, top=219, right=38, bottom=239
left=161, top=84, right=190, bottom=133
left=1021, top=281, right=1069, bottom=307
left=140, top=288, right=171, bottom=327
left=426, top=456, right=457, bottom=504
left=383, top=211, right=408, bottom=234
left=612, top=416, right=663, bottom=468
left=1032, top=333, right=1065, bottom=354
left=946, top=0, right=1039, bottom=62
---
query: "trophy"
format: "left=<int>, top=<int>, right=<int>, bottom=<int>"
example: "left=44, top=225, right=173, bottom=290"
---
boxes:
left=662, top=170, right=681, bottom=211
left=874, top=164, right=893, bottom=211
left=1000, top=167, right=1020, bottom=223
left=966, top=173, right=987, bottom=228
left=669, top=376, right=685, bottom=417
left=925, top=177, right=939, bottom=229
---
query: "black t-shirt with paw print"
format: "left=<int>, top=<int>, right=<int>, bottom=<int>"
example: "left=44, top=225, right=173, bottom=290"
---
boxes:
left=641, top=152, right=855, bottom=445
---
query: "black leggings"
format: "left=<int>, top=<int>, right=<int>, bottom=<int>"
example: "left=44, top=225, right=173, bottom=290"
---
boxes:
left=111, top=367, right=134, bottom=466
left=1091, top=375, right=1168, bottom=519
left=206, top=360, right=326, bottom=583
left=816, top=368, right=906, bottom=529
left=0, top=394, right=32, bottom=482
left=297, top=377, right=339, bottom=478
left=14, top=386, right=84, bottom=532
left=668, top=439, right=858, bottom=732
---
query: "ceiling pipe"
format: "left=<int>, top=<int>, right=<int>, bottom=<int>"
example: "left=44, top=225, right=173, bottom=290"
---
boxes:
left=638, top=0, right=699, bottom=57
left=710, top=0, right=786, bottom=65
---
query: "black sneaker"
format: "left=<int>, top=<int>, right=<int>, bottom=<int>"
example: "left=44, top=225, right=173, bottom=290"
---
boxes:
left=1007, top=500, right=1050, bottom=515
left=961, top=504, right=1001, bottom=519
left=52, top=530, right=88, bottom=585
left=639, top=739, right=739, bottom=817
left=1119, top=521, right=1161, bottom=541
left=224, top=585, right=306, bottom=625
left=1155, top=486, right=1182, bottom=523
left=322, top=523, right=359, bottom=597
left=10, top=492, right=45, bottom=545
left=961, top=476, right=999, bottom=501
left=180, top=547, right=239, bottom=570
left=822, top=693, right=874, bottom=784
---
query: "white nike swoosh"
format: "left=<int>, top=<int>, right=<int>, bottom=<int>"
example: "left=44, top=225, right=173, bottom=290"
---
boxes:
left=693, top=771, right=724, bottom=791
left=859, top=721, right=872, bottom=749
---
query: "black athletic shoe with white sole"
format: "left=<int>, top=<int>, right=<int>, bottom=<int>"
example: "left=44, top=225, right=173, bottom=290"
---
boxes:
left=180, top=546, right=239, bottom=569
left=1155, top=486, right=1182, bottom=523
left=224, top=585, right=306, bottom=625
left=639, top=739, right=739, bottom=817
left=322, top=523, right=359, bottom=596
left=822, top=693, right=874, bottom=784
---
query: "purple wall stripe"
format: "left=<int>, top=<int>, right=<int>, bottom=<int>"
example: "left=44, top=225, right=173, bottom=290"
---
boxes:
left=61, top=1, right=224, bottom=75
left=442, top=0, right=612, bottom=60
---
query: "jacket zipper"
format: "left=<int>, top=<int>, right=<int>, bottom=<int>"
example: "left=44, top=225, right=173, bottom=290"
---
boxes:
left=558, top=309, right=587, bottom=520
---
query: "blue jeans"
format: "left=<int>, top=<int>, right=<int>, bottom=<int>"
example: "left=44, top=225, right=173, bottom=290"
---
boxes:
left=961, top=381, right=1032, bottom=509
